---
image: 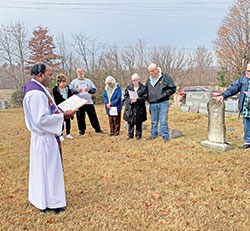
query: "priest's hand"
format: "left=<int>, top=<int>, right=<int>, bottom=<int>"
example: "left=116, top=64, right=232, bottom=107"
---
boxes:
left=64, top=110, right=76, bottom=119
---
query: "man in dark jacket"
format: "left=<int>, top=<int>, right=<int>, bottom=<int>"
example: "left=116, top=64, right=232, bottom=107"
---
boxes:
left=216, top=63, right=250, bottom=149
left=145, top=63, right=176, bottom=142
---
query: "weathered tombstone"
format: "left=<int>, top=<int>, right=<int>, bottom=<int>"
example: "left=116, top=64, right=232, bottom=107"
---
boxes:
left=201, top=99, right=233, bottom=151
left=0, top=99, right=8, bottom=109
left=189, top=106, right=199, bottom=113
left=181, top=92, right=213, bottom=113
left=169, top=129, right=183, bottom=139
left=172, top=94, right=182, bottom=107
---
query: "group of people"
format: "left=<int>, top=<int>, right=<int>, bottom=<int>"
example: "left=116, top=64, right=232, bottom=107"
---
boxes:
left=22, top=61, right=250, bottom=214
left=51, top=64, right=176, bottom=142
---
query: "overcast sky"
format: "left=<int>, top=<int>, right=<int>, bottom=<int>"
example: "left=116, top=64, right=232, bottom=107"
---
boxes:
left=0, top=0, right=235, bottom=51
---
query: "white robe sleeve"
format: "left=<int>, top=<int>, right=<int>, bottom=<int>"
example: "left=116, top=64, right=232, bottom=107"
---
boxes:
left=24, top=90, right=64, bottom=136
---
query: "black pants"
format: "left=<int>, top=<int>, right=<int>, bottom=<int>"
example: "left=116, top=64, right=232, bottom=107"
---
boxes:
left=65, top=119, right=71, bottom=135
left=128, top=122, right=142, bottom=138
left=76, top=104, right=101, bottom=133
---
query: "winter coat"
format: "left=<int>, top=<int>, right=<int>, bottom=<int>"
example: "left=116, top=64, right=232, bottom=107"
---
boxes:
left=145, top=72, right=176, bottom=103
left=222, top=75, right=249, bottom=113
left=103, top=84, right=122, bottom=115
left=52, top=85, right=73, bottom=105
left=123, top=82, right=147, bottom=124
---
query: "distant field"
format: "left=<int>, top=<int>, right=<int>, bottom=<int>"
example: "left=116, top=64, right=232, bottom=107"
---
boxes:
left=0, top=106, right=249, bottom=230
left=0, top=89, right=15, bottom=102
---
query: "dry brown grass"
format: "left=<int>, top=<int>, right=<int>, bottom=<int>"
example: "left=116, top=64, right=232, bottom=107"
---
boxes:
left=0, top=105, right=249, bottom=231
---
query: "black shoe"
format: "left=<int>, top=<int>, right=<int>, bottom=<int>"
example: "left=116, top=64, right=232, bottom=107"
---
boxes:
left=110, top=133, right=114, bottom=136
left=40, top=209, right=47, bottom=213
left=147, top=136, right=155, bottom=140
left=96, top=130, right=104, bottom=134
left=127, top=137, right=133, bottom=140
left=239, top=144, right=250, bottom=149
left=53, top=207, right=65, bottom=214
left=79, top=130, right=85, bottom=136
left=40, top=208, right=52, bottom=213
left=136, top=136, right=141, bottom=140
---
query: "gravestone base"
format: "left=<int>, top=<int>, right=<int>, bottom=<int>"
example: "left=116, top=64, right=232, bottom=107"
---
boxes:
left=181, top=105, right=190, bottom=112
left=201, top=140, right=233, bottom=152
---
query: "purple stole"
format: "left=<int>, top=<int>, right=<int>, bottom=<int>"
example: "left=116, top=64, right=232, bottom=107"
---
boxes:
left=23, top=80, right=63, bottom=164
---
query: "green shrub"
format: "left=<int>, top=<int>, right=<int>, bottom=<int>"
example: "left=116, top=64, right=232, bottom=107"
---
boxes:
left=11, top=89, right=23, bottom=108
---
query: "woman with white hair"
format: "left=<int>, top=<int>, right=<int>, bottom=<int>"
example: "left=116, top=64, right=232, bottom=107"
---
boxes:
left=123, top=73, right=147, bottom=140
left=103, top=76, right=122, bottom=136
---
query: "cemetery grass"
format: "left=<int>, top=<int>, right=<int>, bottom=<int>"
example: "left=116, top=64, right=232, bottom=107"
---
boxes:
left=0, top=105, right=249, bottom=231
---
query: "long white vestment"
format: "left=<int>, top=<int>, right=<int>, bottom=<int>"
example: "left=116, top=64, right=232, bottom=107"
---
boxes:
left=23, top=80, right=66, bottom=210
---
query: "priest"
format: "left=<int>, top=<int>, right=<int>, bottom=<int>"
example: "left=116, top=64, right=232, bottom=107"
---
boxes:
left=23, top=62, right=75, bottom=214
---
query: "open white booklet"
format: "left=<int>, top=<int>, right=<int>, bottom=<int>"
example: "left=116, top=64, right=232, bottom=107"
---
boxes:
left=128, top=90, right=138, bottom=99
left=58, top=95, right=88, bottom=112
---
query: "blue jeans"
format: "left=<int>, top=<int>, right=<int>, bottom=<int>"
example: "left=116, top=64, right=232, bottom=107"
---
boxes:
left=149, top=100, right=170, bottom=140
left=243, top=117, right=250, bottom=143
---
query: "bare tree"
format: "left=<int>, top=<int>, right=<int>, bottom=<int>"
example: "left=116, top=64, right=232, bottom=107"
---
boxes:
left=148, top=44, right=192, bottom=87
left=191, top=46, right=214, bottom=84
left=134, top=40, right=148, bottom=83
left=101, top=44, right=127, bottom=87
left=0, top=22, right=29, bottom=91
left=56, top=34, right=77, bottom=81
left=72, top=32, right=102, bottom=74
left=214, top=0, right=250, bottom=81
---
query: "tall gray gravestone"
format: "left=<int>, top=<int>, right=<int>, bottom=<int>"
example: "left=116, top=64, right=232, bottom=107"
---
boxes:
left=201, top=99, right=233, bottom=152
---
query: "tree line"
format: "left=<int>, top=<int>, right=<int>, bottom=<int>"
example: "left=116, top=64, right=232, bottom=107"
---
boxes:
left=0, top=0, right=249, bottom=105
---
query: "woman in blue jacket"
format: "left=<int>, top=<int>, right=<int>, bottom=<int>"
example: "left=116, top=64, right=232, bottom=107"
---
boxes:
left=103, top=76, right=122, bottom=136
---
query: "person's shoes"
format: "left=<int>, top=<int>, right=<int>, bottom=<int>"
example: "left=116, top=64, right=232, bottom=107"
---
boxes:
left=239, top=143, right=250, bottom=149
left=66, top=134, right=73, bottom=139
left=96, top=130, right=104, bottom=134
left=110, top=133, right=114, bottom=136
left=136, top=136, right=141, bottom=140
left=147, top=136, right=155, bottom=140
left=40, top=209, right=47, bottom=213
left=40, top=208, right=52, bottom=213
left=127, top=137, right=133, bottom=140
left=59, top=136, right=64, bottom=141
left=79, top=130, right=85, bottom=136
left=53, top=207, right=65, bottom=214
left=163, top=138, right=170, bottom=143
left=114, top=133, right=119, bottom=136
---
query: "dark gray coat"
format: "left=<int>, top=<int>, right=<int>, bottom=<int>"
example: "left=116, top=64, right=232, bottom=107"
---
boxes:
left=145, top=72, right=176, bottom=103
left=123, top=82, right=147, bottom=124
